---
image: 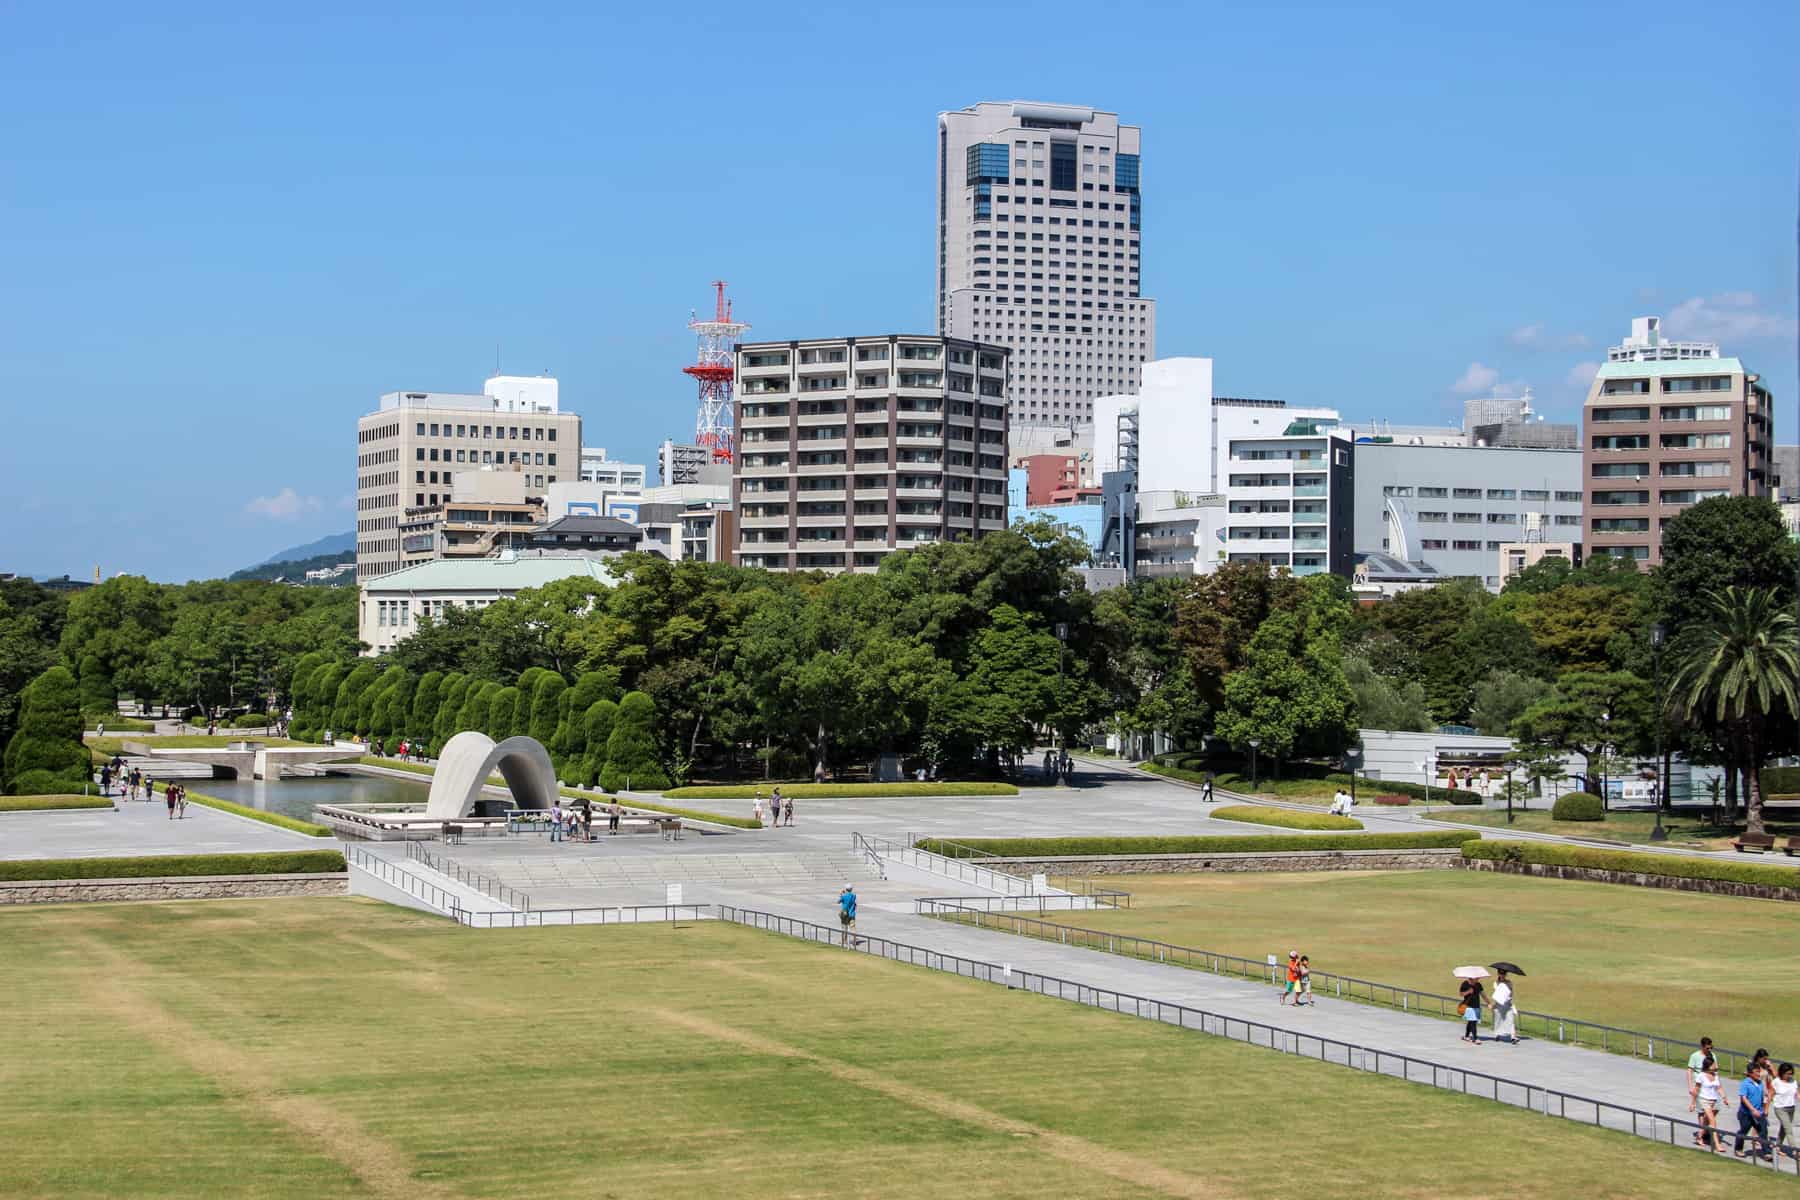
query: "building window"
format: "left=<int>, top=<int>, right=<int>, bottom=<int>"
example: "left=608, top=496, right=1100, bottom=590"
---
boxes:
left=1662, top=376, right=1731, bottom=393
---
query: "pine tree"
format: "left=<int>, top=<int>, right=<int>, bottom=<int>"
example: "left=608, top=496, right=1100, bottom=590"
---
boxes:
left=4, top=666, right=89, bottom=793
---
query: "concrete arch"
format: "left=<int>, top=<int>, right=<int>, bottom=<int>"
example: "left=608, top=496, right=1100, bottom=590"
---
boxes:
left=424, top=732, right=559, bottom=820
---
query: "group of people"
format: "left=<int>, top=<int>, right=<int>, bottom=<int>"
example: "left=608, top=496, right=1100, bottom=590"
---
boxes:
left=753, top=788, right=796, bottom=828
left=1689, top=1038, right=1798, bottom=1161
left=546, top=800, right=625, bottom=843
left=96, top=760, right=189, bottom=818
left=1279, top=951, right=1315, bottom=1005
left=1327, top=789, right=1358, bottom=817
left=1455, top=970, right=1519, bottom=1045
left=370, top=738, right=420, bottom=762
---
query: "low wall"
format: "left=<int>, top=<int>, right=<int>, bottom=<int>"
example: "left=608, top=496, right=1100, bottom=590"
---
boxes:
left=0, top=873, right=350, bottom=905
left=985, top=848, right=1465, bottom=875
left=1463, top=858, right=1800, bottom=902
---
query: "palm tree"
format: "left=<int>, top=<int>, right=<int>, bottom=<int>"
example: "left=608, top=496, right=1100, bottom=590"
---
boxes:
left=1669, top=586, right=1798, bottom=836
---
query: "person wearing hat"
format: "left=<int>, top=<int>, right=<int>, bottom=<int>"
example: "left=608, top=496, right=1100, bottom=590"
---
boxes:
left=1281, top=951, right=1301, bottom=1005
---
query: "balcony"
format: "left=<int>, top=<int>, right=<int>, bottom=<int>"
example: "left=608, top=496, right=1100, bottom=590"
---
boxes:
left=1291, top=512, right=1327, bottom=524
left=1137, top=561, right=1196, bottom=578
left=1291, top=563, right=1328, bottom=576
left=1292, top=484, right=1327, bottom=498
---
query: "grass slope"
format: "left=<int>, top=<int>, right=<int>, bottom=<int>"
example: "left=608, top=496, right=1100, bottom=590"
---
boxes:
left=1209, top=804, right=1362, bottom=831
left=0, top=899, right=1784, bottom=1199
left=1437, top=807, right=1800, bottom=852
left=0, top=794, right=113, bottom=812
left=1039, top=870, right=1800, bottom=1057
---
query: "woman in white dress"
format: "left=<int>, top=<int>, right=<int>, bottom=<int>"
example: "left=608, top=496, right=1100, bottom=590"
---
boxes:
left=1491, top=971, right=1518, bottom=1044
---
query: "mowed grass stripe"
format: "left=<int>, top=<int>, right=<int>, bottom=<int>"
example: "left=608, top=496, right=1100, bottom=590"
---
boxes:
left=0, top=900, right=1789, bottom=1198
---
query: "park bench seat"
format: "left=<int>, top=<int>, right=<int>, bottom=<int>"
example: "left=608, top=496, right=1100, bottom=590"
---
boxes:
left=1732, top=832, right=1776, bottom=854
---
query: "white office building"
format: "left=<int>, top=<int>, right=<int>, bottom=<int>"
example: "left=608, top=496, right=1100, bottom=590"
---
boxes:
left=938, top=101, right=1155, bottom=432
left=1607, top=315, right=1719, bottom=363
left=578, top=448, right=646, bottom=489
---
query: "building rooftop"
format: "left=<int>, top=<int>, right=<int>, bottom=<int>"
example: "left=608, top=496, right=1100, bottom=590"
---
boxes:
left=538, top=515, right=641, bottom=538
left=1594, top=356, right=1746, bottom=382
left=361, top=553, right=614, bottom=593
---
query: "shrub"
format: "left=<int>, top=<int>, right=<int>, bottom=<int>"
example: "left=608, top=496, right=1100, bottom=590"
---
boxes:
left=182, top=791, right=333, bottom=836
left=600, top=692, right=668, bottom=793
left=557, top=788, right=762, bottom=830
left=233, top=713, right=270, bottom=728
left=1760, top=766, right=1800, bottom=798
left=1374, top=794, right=1411, bottom=806
left=486, top=686, right=522, bottom=742
left=914, top=832, right=1473, bottom=857
left=10, top=768, right=96, bottom=796
left=1445, top=789, right=1483, bottom=806
left=1209, top=804, right=1362, bottom=831
left=1463, top=840, right=1800, bottom=889
left=664, top=782, right=1021, bottom=799
left=0, top=850, right=345, bottom=882
left=0, top=794, right=114, bottom=811
left=4, top=666, right=89, bottom=793
left=1551, top=792, right=1604, bottom=822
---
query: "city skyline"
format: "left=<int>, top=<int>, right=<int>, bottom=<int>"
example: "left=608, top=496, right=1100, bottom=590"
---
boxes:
left=2, top=1, right=1794, bottom=581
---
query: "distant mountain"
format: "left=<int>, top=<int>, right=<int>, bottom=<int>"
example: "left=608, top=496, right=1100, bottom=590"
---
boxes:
left=256, top=531, right=354, bottom=568
left=229, top=551, right=355, bottom=586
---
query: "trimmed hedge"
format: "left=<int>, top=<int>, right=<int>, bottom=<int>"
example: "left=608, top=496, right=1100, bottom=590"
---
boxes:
left=663, top=782, right=1020, bottom=800
left=1463, top=840, right=1800, bottom=889
left=183, top=792, right=333, bottom=837
left=1760, top=766, right=1800, bottom=797
left=1551, top=792, right=1604, bottom=822
left=1373, top=795, right=1412, bottom=806
left=232, top=713, right=271, bottom=728
left=558, top=788, right=763, bottom=830
left=0, top=850, right=346, bottom=882
left=1144, top=758, right=1448, bottom=803
left=915, top=832, right=1473, bottom=857
left=89, top=716, right=154, bottom=732
left=0, top=794, right=114, bottom=812
left=1209, top=804, right=1363, bottom=831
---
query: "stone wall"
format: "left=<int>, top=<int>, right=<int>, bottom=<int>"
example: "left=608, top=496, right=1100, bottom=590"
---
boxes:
left=985, top=848, right=1465, bottom=875
left=1462, top=858, right=1800, bottom=902
left=0, top=873, right=350, bottom=905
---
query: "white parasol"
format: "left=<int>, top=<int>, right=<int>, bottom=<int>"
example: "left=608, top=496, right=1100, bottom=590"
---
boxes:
left=1452, top=965, right=1490, bottom=980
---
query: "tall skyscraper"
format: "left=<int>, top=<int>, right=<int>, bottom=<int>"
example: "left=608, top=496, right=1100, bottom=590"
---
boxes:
left=937, top=101, right=1155, bottom=432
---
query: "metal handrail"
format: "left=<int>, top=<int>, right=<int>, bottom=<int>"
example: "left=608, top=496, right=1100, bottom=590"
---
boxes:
left=406, top=841, right=532, bottom=911
left=913, top=900, right=1786, bottom=1077
left=907, top=833, right=1132, bottom=908
left=457, top=903, right=712, bottom=928
left=343, top=844, right=465, bottom=920
left=716, top=904, right=1796, bottom=1178
left=915, top=892, right=1132, bottom=914
left=850, top=832, right=887, bottom=880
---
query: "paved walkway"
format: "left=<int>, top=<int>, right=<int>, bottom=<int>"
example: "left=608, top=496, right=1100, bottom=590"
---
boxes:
left=0, top=794, right=316, bottom=860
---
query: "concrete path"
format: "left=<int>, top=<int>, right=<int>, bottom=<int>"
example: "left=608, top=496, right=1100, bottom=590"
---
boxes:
left=0, top=794, right=319, bottom=860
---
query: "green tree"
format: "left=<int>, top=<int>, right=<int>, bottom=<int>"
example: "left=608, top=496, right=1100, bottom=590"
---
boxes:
left=3, top=666, right=89, bottom=793
left=485, top=685, right=521, bottom=741
left=1470, top=670, right=1552, bottom=737
left=1513, top=585, right=1639, bottom=675
left=387, top=606, right=483, bottom=676
left=1510, top=670, right=1653, bottom=798
left=1657, top=497, right=1798, bottom=636
left=528, top=673, right=567, bottom=750
left=330, top=661, right=380, bottom=735
left=600, top=691, right=667, bottom=792
left=0, top=588, right=62, bottom=751
left=408, top=671, right=444, bottom=740
left=1669, top=587, right=1798, bottom=836
left=361, top=665, right=406, bottom=737
left=934, top=605, right=1066, bottom=764
left=77, top=652, right=114, bottom=716
left=1214, top=607, right=1357, bottom=773
left=432, top=673, right=470, bottom=753
left=578, top=699, right=619, bottom=788
left=1343, top=655, right=1432, bottom=732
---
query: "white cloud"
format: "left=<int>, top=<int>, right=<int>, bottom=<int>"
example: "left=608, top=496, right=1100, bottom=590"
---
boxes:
left=244, top=488, right=322, bottom=520
left=1662, top=292, right=1798, bottom=344
left=1564, top=361, right=1600, bottom=391
left=1451, top=362, right=1500, bottom=395
left=1506, top=323, right=1590, bottom=351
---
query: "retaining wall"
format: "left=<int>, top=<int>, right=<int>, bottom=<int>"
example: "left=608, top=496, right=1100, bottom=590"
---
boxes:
left=0, top=873, right=350, bottom=905
left=985, top=848, right=1465, bottom=875
left=1463, top=858, right=1800, bottom=902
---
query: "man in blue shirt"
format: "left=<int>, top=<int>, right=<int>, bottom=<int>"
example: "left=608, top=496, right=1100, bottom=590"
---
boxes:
left=838, top=886, right=858, bottom=946
left=1737, top=1063, right=1772, bottom=1160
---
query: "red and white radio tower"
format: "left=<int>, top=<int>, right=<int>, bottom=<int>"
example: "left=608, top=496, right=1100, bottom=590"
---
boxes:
left=683, top=281, right=749, bottom=463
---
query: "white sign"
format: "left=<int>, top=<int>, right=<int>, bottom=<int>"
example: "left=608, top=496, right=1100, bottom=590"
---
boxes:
left=665, top=883, right=683, bottom=906
left=1031, top=872, right=1049, bottom=894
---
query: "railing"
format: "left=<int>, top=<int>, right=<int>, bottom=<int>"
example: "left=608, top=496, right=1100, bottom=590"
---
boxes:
left=909, top=835, right=1131, bottom=908
left=343, top=843, right=466, bottom=919
left=914, top=901, right=1779, bottom=1077
left=874, top=834, right=1034, bottom=895
left=406, top=841, right=531, bottom=911
left=914, top=893, right=1129, bottom=915
left=715, top=904, right=1795, bottom=1178
left=457, top=904, right=713, bottom=928
left=851, top=832, right=887, bottom=880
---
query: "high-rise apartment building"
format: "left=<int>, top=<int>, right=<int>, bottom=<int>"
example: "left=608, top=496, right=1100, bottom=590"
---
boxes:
left=937, top=101, right=1154, bottom=431
left=355, top=375, right=580, bottom=581
left=732, top=334, right=1010, bottom=573
left=1583, top=317, right=1774, bottom=566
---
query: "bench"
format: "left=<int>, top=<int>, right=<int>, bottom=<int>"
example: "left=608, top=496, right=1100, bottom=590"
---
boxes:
left=1732, top=832, right=1776, bottom=854
left=656, top=817, right=684, bottom=842
left=1780, top=838, right=1798, bottom=857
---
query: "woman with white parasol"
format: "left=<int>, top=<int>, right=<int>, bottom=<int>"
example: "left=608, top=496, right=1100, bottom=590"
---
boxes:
left=1454, top=966, right=1487, bottom=1044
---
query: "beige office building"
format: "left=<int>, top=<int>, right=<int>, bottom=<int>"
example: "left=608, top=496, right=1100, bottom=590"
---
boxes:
left=1583, top=318, right=1773, bottom=566
left=355, top=375, right=580, bottom=581
left=733, top=334, right=1010, bottom=572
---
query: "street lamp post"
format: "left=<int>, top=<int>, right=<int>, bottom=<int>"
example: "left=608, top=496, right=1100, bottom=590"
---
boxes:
left=1248, top=738, right=1261, bottom=791
left=1506, top=766, right=1516, bottom=825
left=1650, top=622, right=1669, bottom=843
left=1054, top=622, right=1069, bottom=784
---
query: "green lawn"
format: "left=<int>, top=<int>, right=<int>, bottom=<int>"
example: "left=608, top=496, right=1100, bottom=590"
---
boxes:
left=1038, top=870, right=1800, bottom=1056
left=0, top=794, right=113, bottom=812
left=1435, top=807, right=1800, bottom=852
left=0, top=898, right=1784, bottom=1199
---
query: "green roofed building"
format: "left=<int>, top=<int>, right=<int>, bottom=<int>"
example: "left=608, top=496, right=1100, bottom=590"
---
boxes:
left=357, top=552, right=614, bottom=655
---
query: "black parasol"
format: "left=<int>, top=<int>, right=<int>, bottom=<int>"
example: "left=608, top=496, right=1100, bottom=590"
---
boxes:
left=1489, top=961, right=1527, bottom=976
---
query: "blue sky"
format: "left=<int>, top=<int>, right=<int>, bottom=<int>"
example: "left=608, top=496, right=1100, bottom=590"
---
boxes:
left=2, top=0, right=1794, bottom=581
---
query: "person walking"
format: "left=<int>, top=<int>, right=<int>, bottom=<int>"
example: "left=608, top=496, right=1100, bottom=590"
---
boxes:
left=176, top=785, right=187, bottom=818
left=770, top=787, right=783, bottom=827
left=1735, top=1062, right=1773, bottom=1160
left=837, top=885, right=858, bottom=946
left=1200, top=771, right=1215, bottom=803
left=753, top=796, right=766, bottom=828
left=608, top=800, right=622, bottom=835
left=1280, top=951, right=1300, bottom=1005
left=1691, top=1057, right=1725, bottom=1153
left=1689, top=1038, right=1716, bottom=1088
left=99, top=764, right=112, bottom=797
left=1771, top=1062, right=1797, bottom=1160
left=783, top=794, right=795, bottom=827
left=1458, top=977, right=1483, bottom=1044
left=1297, top=955, right=1314, bottom=1006
left=549, top=801, right=564, bottom=843
left=165, top=782, right=178, bottom=820
left=1491, top=970, right=1518, bottom=1044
